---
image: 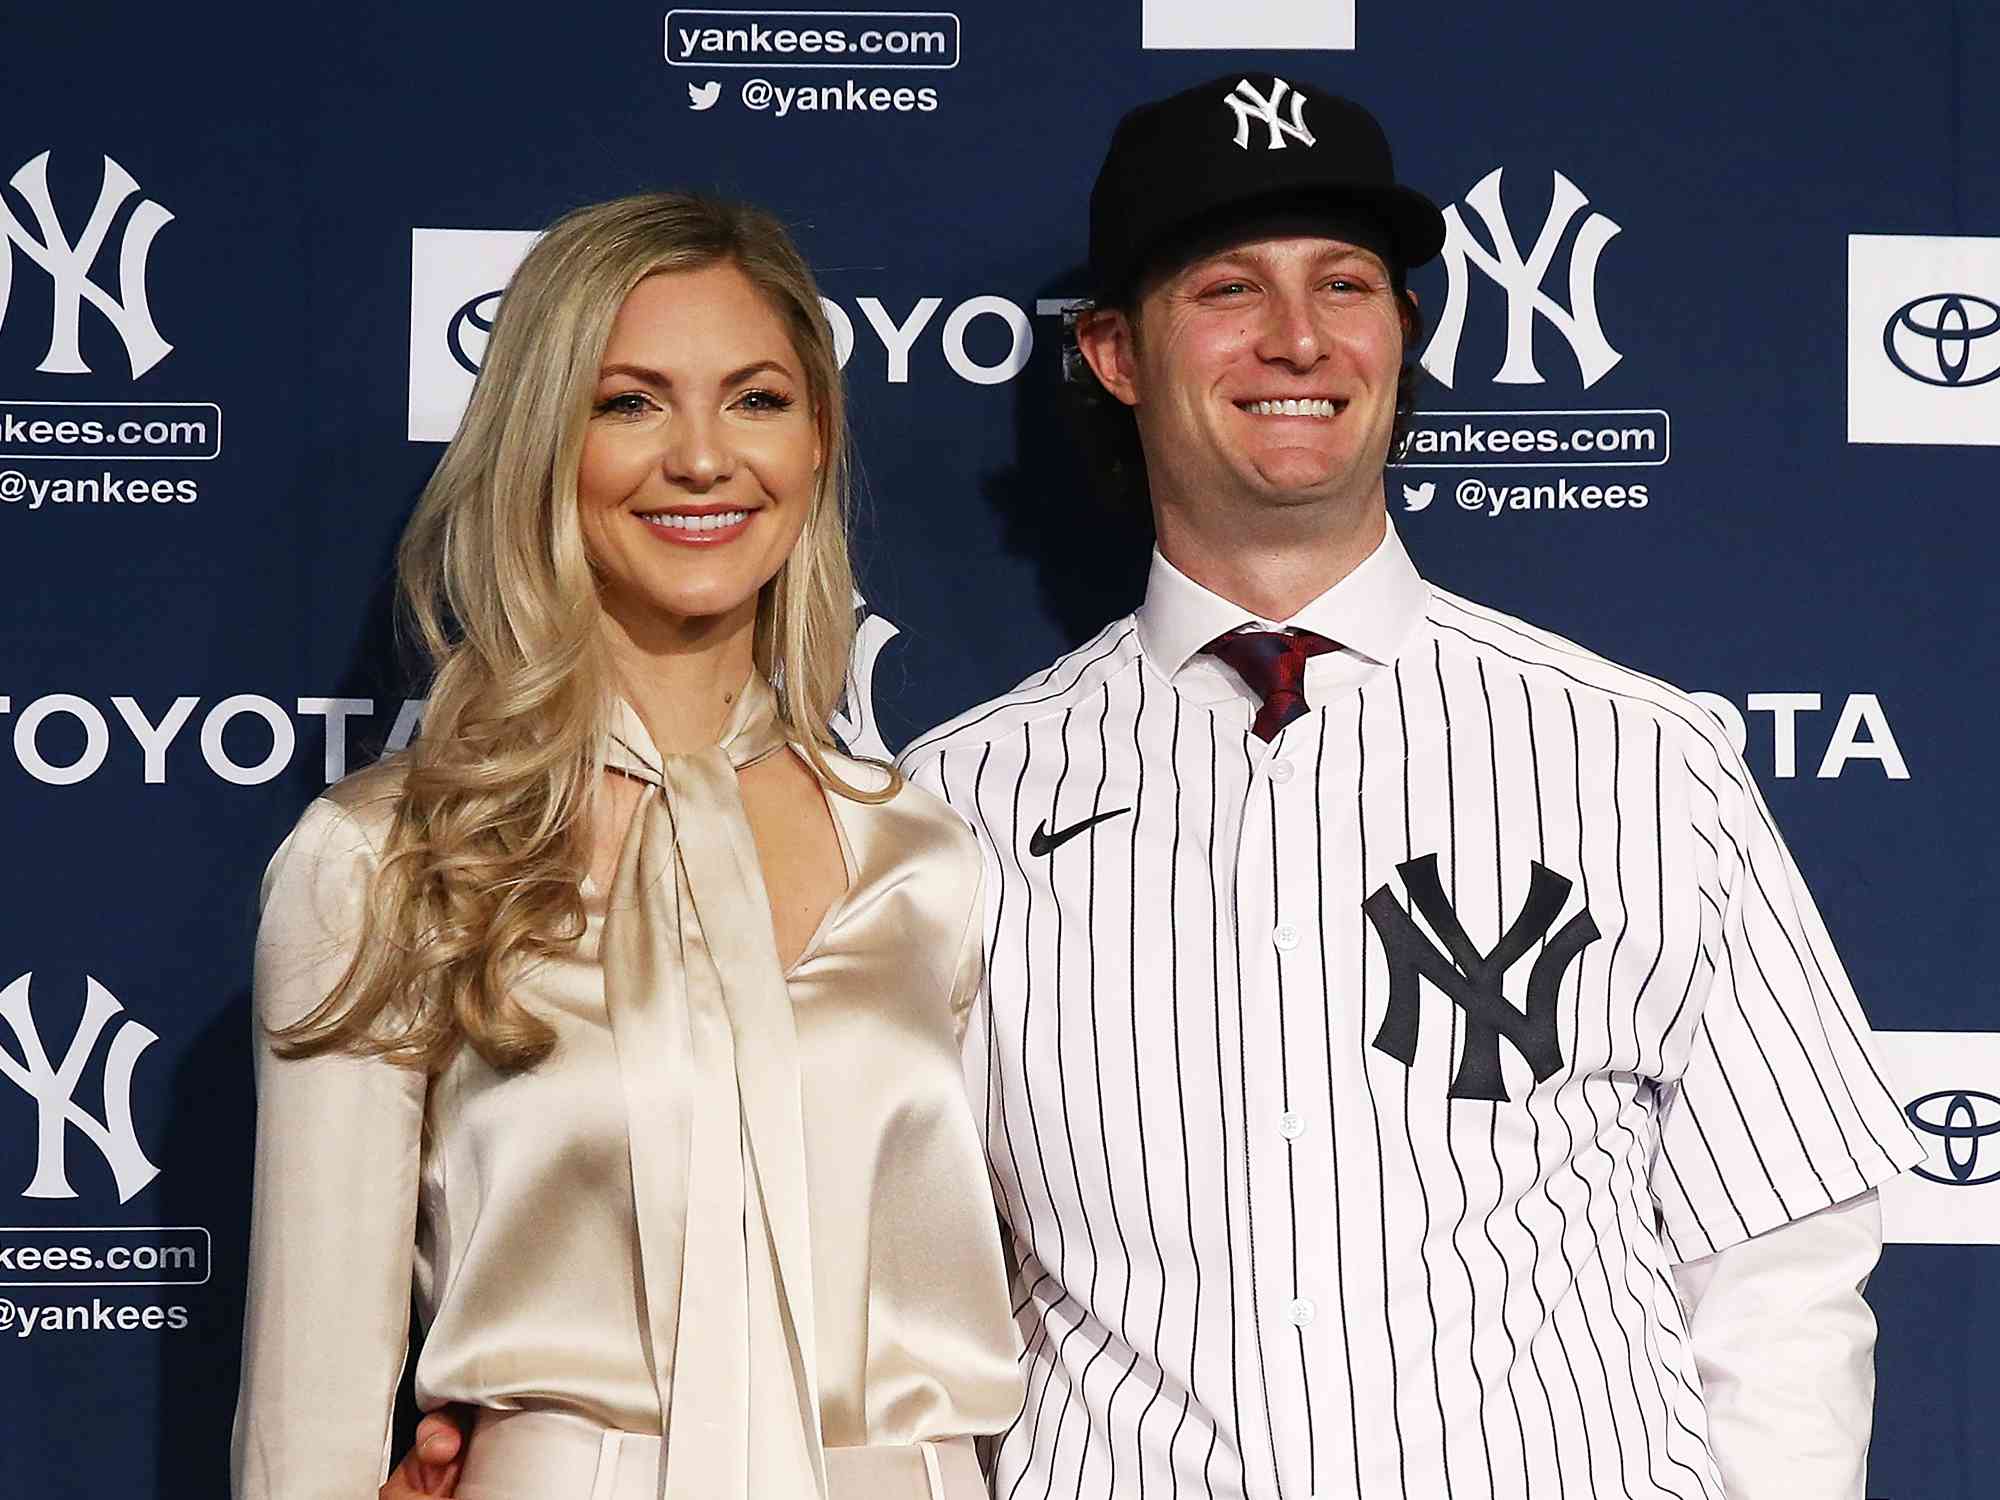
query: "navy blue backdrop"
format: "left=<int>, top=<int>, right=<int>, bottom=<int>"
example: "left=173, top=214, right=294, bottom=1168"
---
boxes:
left=1, top=4, right=1994, bottom=1495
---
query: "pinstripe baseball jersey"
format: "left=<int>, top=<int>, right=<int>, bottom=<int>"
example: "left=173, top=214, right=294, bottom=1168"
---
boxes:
left=899, top=524, right=1923, bottom=1500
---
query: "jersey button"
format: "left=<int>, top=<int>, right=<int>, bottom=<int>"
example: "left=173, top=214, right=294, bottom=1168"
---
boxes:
left=1272, top=923, right=1300, bottom=952
left=1266, top=757, right=1295, bottom=784
left=1288, top=1297, right=1317, bottom=1327
left=1279, top=1111, right=1306, bottom=1141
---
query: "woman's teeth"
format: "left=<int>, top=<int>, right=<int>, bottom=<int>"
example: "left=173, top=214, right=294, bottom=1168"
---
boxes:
left=642, top=510, right=750, bottom=532
left=1241, top=399, right=1338, bottom=418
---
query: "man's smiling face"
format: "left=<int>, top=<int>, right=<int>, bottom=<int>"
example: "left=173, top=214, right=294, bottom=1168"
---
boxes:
left=1086, top=232, right=1410, bottom=520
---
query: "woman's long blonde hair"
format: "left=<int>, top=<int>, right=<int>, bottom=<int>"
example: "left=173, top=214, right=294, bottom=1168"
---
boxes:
left=273, top=192, right=873, bottom=1074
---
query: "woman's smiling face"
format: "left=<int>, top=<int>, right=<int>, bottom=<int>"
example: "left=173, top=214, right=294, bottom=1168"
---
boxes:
left=577, top=262, right=821, bottom=640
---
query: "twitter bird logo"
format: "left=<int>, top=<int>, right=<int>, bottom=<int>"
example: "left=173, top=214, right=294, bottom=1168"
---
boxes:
left=688, top=81, right=721, bottom=111
left=1401, top=481, right=1436, bottom=512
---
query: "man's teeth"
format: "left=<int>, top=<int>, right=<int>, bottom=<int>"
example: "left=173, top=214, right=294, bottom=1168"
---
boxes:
left=1241, top=399, right=1339, bottom=418
left=642, top=510, right=750, bottom=532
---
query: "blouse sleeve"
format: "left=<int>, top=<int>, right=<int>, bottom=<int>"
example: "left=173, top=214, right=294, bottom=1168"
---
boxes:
left=230, top=797, right=426, bottom=1500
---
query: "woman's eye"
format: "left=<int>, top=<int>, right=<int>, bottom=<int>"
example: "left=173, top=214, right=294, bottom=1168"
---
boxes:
left=594, top=392, right=653, bottom=416
left=737, top=389, right=796, bottom=412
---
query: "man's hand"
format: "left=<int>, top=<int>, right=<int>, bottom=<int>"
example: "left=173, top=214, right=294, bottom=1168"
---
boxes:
left=377, top=1408, right=469, bottom=1499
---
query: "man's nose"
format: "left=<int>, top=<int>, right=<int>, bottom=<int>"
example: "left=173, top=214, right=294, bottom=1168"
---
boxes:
left=1255, top=287, right=1327, bottom=372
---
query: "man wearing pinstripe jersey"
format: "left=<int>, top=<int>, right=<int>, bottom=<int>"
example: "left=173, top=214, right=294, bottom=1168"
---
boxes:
left=899, top=74, right=1925, bottom=1500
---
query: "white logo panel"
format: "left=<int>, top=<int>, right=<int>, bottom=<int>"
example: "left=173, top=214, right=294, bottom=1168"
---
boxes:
left=1847, top=234, right=2000, bottom=446
left=1142, top=0, right=1354, bottom=50
left=408, top=228, right=540, bottom=443
left=1876, top=1030, right=2000, bottom=1245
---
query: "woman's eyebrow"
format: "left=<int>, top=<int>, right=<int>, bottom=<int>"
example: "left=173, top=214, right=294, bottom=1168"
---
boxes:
left=596, top=360, right=796, bottom=386
left=597, top=362, right=670, bottom=385
left=720, top=359, right=794, bottom=386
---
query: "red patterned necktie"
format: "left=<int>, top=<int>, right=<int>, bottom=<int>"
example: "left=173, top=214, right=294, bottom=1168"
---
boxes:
left=1205, top=628, right=1340, bottom=742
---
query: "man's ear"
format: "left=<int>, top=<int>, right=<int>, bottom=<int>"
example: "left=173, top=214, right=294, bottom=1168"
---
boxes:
left=1074, top=307, right=1141, bottom=408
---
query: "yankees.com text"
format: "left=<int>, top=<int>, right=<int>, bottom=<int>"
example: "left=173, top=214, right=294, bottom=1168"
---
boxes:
left=0, top=1227, right=208, bottom=1285
left=0, top=402, right=221, bottom=461
left=668, top=12, right=958, bottom=68
left=1401, top=408, right=1669, bottom=469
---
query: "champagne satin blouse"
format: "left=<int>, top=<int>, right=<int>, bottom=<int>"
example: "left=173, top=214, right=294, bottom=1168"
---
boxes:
left=230, top=681, right=1024, bottom=1500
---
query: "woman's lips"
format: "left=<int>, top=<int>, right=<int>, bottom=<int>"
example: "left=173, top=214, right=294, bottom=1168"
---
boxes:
left=635, top=508, right=754, bottom=545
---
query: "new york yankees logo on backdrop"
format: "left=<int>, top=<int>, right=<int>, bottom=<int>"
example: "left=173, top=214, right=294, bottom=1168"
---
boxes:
left=1421, top=167, right=1622, bottom=389
left=830, top=590, right=901, bottom=762
left=1363, top=854, right=1599, bottom=1102
left=0, top=151, right=174, bottom=378
left=0, top=972, right=160, bottom=1202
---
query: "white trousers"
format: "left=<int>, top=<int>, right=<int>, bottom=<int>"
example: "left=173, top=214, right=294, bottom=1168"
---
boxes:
left=456, top=1409, right=987, bottom=1500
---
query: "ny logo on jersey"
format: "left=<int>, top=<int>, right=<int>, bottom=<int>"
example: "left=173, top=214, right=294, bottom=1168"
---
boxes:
left=0, top=151, right=175, bottom=379
left=0, top=973, right=161, bottom=1202
left=1363, top=854, right=1599, bottom=1102
left=1224, top=77, right=1315, bottom=151
left=1420, top=167, right=1622, bottom=390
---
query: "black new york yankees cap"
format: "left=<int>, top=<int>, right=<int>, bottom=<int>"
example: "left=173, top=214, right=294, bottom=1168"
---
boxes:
left=1088, top=73, right=1446, bottom=302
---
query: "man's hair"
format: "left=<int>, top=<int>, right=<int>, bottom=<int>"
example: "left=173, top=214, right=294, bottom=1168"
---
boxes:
left=1060, top=267, right=1428, bottom=521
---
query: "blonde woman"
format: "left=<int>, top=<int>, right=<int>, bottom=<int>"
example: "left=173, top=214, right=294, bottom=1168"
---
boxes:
left=230, top=194, right=1022, bottom=1500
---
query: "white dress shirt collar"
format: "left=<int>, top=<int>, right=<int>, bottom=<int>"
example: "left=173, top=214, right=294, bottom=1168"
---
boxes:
left=1134, top=518, right=1431, bottom=689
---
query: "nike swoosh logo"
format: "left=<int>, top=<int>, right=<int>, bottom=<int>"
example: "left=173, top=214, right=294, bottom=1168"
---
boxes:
left=1028, top=808, right=1132, bottom=857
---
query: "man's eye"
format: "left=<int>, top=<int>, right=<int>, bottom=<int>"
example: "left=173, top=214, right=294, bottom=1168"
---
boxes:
left=1205, top=281, right=1253, bottom=298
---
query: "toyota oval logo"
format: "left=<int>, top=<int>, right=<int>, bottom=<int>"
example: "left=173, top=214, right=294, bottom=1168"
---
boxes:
left=447, top=288, right=504, bottom=376
left=1881, top=292, right=2000, bottom=388
left=1906, top=1088, right=2000, bottom=1185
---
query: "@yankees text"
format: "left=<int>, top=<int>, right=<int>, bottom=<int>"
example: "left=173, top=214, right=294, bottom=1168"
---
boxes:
left=0, top=1295, right=191, bottom=1338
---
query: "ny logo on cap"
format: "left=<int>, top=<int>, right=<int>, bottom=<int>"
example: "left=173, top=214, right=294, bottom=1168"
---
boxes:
left=1225, top=77, right=1315, bottom=152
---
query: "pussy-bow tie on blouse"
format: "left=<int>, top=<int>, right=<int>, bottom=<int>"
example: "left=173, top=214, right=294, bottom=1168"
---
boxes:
left=598, top=674, right=829, bottom=1500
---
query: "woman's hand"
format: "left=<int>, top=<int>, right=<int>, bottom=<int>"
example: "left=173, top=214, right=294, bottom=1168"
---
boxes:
left=377, top=1408, right=468, bottom=1498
